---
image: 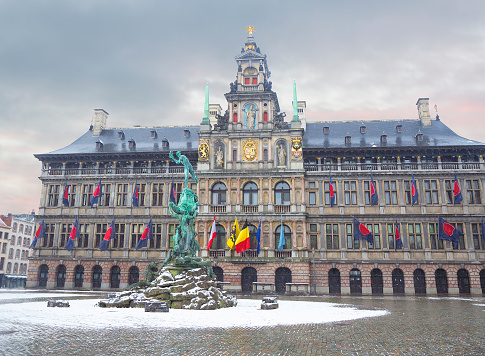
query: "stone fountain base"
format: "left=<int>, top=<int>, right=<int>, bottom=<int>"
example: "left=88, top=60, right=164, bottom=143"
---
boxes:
left=98, top=266, right=237, bottom=310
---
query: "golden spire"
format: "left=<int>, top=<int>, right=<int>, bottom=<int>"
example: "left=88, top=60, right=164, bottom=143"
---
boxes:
left=246, top=25, right=255, bottom=36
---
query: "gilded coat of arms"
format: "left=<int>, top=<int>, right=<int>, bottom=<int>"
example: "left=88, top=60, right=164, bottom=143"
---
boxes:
left=198, top=140, right=209, bottom=161
left=242, top=139, right=258, bottom=162
left=291, top=136, right=302, bottom=159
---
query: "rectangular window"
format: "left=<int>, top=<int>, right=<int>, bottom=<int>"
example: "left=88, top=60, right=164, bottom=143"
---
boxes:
left=77, top=223, right=90, bottom=248
left=429, top=223, right=443, bottom=249
left=81, top=184, right=94, bottom=206
left=66, top=184, right=77, bottom=207
left=0, top=257, right=4, bottom=270
left=151, top=183, right=165, bottom=206
left=444, top=179, right=454, bottom=204
left=325, top=223, right=339, bottom=249
left=1, top=242, right=6, bottom=253
left=465, top=179, right=481, bottom=204
left=8, top=248, right=13, bottom=258
left=174, top=183, right=183, bottom=203
left=252, top=77, right=257, bottom=85
left=95, top=223, right=107, bottom=249
left=366, top=224, right=381, bottom=249
left=343, top=181, right=357, bottom=205
left=424, top=180, right=439, bottom=204
left=451, top=223, right=465, bottom=250
left=308, top=182, right=317, bottom=205
left=47, top=184, right=60, bottom=207
left=407, top=223, right=422, bottom=249
left=138, top=183, right=146, bottom=206
left=346, top=223, right=360, bottom=249
left=363, top=181, right=372, bottom=205
left=472, top=223, right=484, bottom=250
left=232, top=149, right=237, bottom=162
left=387, top=223, right=395, bottom=249
left=43, top=223, right=55, bottom=247
left=168, top=224, right=176, bottom=248
left=116, top=183, right=129, bottom=206
left=244, top=78, right=249, bottom=85
left=150, top=223, right=162, bottom=249
left=131, top=223, right=144, bottom=249
left=59, top=223, right=72, bottom=248
left=111, top=223, right=125, bottom=248
left=383, top=180, right=398, bottom=205
left=100, top=183, right=111, bottom=206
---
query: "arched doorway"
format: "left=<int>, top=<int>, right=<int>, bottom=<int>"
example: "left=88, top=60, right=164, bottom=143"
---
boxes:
left=213, top=266, right=224, bottom=289
left=92, top=265, right=102, bottom=288
left=74, top=265, right=84, bottom=288
left=371, top=268, right=383, bottom=295
left=480, top=269, right=485, bottom=295
left=457, top=269, right=470, bottom=295
left=435, top=268, right=448, bottom=295
left=275, top=267, right=292, bottom=294
left=413, top=269, right=426, bottom=295
left=349, top=269, right=362, bottom=295
left=110, top=266, right=121, bottom=289
left=56, top=265, right=66, bottom=288
left=328, top=268, right=341, bottom=294
left=129, top=266, right=139, bottom=286
left=38, top=264, right=48, bottom=288
left=392, top=268, right=405, bottom=294
left=241, top=267, right=257, bottom=293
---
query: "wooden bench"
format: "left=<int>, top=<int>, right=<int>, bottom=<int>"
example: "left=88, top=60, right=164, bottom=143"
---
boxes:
left=285, top=283, right=309, bottom=295
left=252, top=282, right=275, bottom=293
left=216, top=281, right=231, bottom=290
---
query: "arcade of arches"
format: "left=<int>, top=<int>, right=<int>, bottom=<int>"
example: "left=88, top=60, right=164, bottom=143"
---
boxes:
left=28, top=259, right=485, bottom=296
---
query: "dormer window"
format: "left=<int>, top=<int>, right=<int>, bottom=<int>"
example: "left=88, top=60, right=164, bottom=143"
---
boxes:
left=162, top=138, right=169, bottom=149
left=323, top=126, right=329, bottom=134
left=360, top=125, right=366, bottom=134
left=128, top=139, right=136, bottom=149
left=117, top=131, right=125, bottom=139
left=184, top=129, right=190, bottom=138
left=96, top=140, right=103, bottom=149
left=396, top=124, right=403, bottom=133
left=416, top=133, right=424, bottom=142
left=381, top=133, right=387, bottom=143
left=150, top=130, right=157, bottom=139
left=345, top=135, right=351, bottom=145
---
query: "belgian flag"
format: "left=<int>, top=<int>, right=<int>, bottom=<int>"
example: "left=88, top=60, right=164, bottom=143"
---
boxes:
left=235, top=219, right=250, bottom=253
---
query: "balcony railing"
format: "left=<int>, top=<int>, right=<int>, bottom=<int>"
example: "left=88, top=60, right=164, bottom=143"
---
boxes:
left=274, top=205, right=291, bottom=213
left=304, top=161, right=483, bottom=173
left=210, top=205, right=226, bottom=213
left=275, top=250, right=292, bottom=258
left=209, top=250, right=225, bottom=258
left=242, top=205, right=258, bottom=213
left=241, top=249, right=258, bottom=258
left=43, top=165, right=195, bottom=176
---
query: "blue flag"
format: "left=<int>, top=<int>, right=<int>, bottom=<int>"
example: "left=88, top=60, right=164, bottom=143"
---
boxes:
left=65, top=218, right=79, bottom=251
left=370, top=173, right=378, bottom=205
left=136, top=218, right=153, bottom=250
left=481, top=217, right=485, bottom=241
left=353, top=217, right=373, bottom=244
left=411, top=173, right=419, bottom=205
left=256, top=221, right=261, bottom=255
left=132, top=181, right=139, bottom=207
left=29, top=219, right=45, bottom=249
left=100, top=218, right=116, bottom=251
left=90, top=179, right=102, bottom=207
left=438, top=217, right=462, bottom=247
left=453, top=173, right=463, bottom=204
left=395, top=219, right=403, bottom=249
left=278, top=216, right=285, bottom=251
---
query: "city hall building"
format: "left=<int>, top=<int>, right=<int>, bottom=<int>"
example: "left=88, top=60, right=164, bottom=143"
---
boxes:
left=28, top=30, right=485, bottom=296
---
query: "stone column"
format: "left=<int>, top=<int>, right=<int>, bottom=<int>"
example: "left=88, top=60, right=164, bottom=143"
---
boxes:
left=203, top=220, right=208, bottom=249
left=291, top=177, right=296, bottom=204
left=292, top=220, right=297, bottom=248
left=302, top=222, right=308, bottom=249
left=226, top=178, right=231, bottom=205
left=301, top=177, right=306, bottom=205
left=236, top=178, right=241, bottom=205
left=269, top=220, right=274, bottom=249
left=259, top=177, right=263, bottom=204
left=205, top=179, right=209, bottom=205
left=268, top=177, right=273, bottom=204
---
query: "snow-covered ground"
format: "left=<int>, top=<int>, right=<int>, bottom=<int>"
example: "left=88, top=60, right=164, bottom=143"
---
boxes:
left=0, top=291, right=387, bottom=329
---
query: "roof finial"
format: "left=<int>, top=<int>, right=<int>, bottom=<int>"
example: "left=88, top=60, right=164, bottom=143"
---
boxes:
left=434, top=104, right=440, bottom=121
left=246, top=25, right=255, bottom=36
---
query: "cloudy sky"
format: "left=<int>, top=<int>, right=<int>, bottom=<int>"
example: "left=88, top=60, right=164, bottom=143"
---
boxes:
left=1, top=0, right=485, bottom=214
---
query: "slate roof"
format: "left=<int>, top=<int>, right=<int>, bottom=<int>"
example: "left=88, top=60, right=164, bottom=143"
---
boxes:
left=303, top=119, right=484, bottom=150
left=36, top=126, right=199, bottom=157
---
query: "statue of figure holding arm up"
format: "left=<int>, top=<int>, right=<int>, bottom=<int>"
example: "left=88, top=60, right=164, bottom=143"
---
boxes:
left=169, top=150, right=199, bottom=187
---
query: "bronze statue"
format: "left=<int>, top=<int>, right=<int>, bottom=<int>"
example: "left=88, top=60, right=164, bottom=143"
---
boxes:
left=169, top=150, right=198, bottom=187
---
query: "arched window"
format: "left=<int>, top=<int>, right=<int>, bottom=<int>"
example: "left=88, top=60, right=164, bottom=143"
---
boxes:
left=38, top=264, right=48, bottom=287
left=392, top=268, right=405, bottom=294
left=457, top=269, right=470, bottom=294
left=74, top=265, right=84, bottom=288
left=248, top=224, right=258, bottom=250
left=371, top=268, right=383, bottom=295
left=213, top=266, right=224, bottom=288
left=241, top=267, right=257, bottom=293
left=243, top=182, right=258, bottom=205
left=56, top=265, right=66, bottom=288
left=110, top=266, right=121, bottom=289
left=211, top=224, right=226, bottom=250
left=349, top=268, right=362, bottom=295
left=413, top=269, right=426, bottom=295
left=92, top=265, right=102, bottom=288
left=435, top=268, right=448, bottom=294
left=274, top=181, right=290, bottom=205
left=275, top=224, right=292, bottom=249
left=211, top=182, right=227, bottom=205
left=275, top=267, right=292, bottom=294
left=129, top=266, right=139, bottom=286
left=328, top=268, right=341, bottom=294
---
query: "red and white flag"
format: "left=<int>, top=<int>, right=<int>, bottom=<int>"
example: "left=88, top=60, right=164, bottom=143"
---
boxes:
left=207, top=215, right=216, bottom=251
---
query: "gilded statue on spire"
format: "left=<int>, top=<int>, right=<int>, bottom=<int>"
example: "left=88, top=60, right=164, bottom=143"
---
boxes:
left=246, top=25, right=255, bottom=36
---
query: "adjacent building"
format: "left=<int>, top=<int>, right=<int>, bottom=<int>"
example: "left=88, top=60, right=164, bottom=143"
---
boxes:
left=28, top=30, right=485, bottom=295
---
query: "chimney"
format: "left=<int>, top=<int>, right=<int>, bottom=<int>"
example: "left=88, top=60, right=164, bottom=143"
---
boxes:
left=93, top=109, right=109, bottom=136
left=416, top=98, right=431, bottom=126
